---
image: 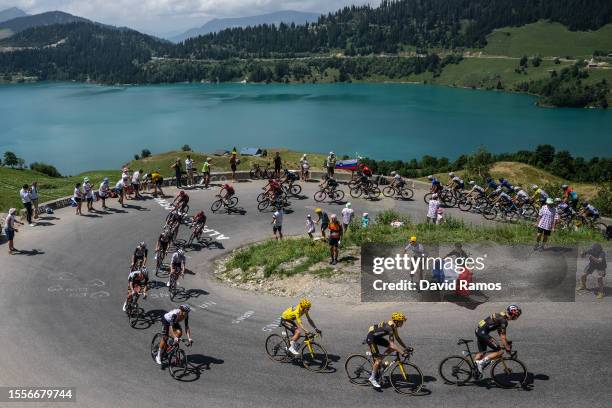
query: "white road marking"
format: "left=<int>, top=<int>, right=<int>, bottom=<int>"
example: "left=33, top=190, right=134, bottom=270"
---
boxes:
left=262, top=318, right=281, bottom=332
left=198, top=301, right=216, bottom=309
left=232, top=311, right=254, bottom=324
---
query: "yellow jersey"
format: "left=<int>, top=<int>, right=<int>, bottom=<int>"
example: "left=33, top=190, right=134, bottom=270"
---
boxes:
left=282, top=304, right=308, bottom=324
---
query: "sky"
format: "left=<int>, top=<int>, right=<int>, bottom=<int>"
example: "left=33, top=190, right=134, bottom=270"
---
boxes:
left=0, top=0, right=381, bottom=37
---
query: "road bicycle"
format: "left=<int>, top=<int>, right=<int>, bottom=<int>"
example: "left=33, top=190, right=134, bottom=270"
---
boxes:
left=282, top=180, right=302, bottom=196
left=150, top=334, right=191, bottom=379
left=154, top=245, right=169, bottom=277
left=211, top=194, right=239, bottom=212
left=265, top=330, right=328, bottom=372
left=423, top=188, right=457, bottom=207
left=249, top=163, right=272, bottom=179
left=258, top=192, right=290, bottom=211
left=344, top=350, right=423, bottom=395
left=125, top=285, right=145, bottom=328
left=350, top=182, right=381, bottom=200
left=382, top=184, right=414, bottom=200
left=456, top=193, right=489, bottom=213
left=481, top=201, right=520, bottom=222
left=314, top=186, right=345, bottom=203
left=438, top=338, right=527, bottom=388
left=167, top=270, right=184, bottom=300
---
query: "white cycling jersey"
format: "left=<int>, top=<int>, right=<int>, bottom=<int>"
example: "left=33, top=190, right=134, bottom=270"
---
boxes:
left=171, top=252, right=185, bottom=265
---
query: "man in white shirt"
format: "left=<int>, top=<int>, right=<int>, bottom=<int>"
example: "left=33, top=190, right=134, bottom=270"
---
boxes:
left=272, top=209, right=283, bottom=240
left=132, top=169, right=143, bottom=199
left=185, top=156, right=194, bottom=187
left=341, top=202, right=354, bottom=232
left=19, top=184, right=34, bottom=226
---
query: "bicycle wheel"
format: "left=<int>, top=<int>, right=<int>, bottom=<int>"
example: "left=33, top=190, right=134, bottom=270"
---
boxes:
left=389, top=361, right=424, bottom=395
left=150, top=333, right=163, bottom=363
left=382, top=186, right=395, bottom=198
left=314, top=191, right=327, bottom=202
left=211, top=199, right=223, bottom=212
left=265, top=334, right=290, bottom=362
left=482, top=206, right=497, bottom=221
left=344, top=354, right=373, bottom=385
left=228, top=197, right=239, bottom=208
left=290, top=184, right=302, bottom=196
left=367, top=187, right=381, bottom=199
left=458, top=197, right=472, bottom=212
left=301, top=342, right=328, bottom=372
left=129, top=307, right=144, bottom=328
left=439, top=355, right=473, bottom=385
left=169, top=349, right=188, bottom=379
left=332, top=189, right=345, bottom=202
left=350, top=187, right=363, bottom=198
left=400, top=188, right=414, bottom=200
left=491, top=357, right=527, bottom=388
left=423, top=192, right=432, bottom=204
left=256, top=192, right=267, bottom=203
left=258, top=200, right=270, bottom=211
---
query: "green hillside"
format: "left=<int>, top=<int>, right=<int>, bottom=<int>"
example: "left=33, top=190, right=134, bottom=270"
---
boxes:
left=483, top=21, right=612, bottom=58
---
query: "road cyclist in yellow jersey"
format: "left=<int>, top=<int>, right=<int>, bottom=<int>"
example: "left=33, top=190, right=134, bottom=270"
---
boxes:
left=365, top=312, right=410, bottom=388
left=281, top=298, right=321, bottom=355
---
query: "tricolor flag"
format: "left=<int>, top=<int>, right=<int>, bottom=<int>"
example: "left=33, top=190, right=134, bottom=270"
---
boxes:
left=335, top=159, right=359, bottom=171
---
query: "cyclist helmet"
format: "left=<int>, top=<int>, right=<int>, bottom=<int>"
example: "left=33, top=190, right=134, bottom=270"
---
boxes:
left=506, top=304, right=522, bottom=318
left=561, top=184, right=568, bottom=189
left=427, top=175, right=434, bottom=180
left=138, top=241, right=146, bottom=248
left=179, top=304, right=191, bottom=313
left=103, top=177, right=109, bottom=182
left=554, top=198, right=562, bottom=203
left=299, top=298, right=311, bottom=309
left=513, top=186, right=520, bottom=191
left=469, top=180, right=475, bottom=185
left=315, top=208, right=322, bottom=214
left=179, top=190, right=186, bottom=196
left=177, top=248, right=185, bottom=256
left=391, top=312, right=407, bottom=322
left=531, top=184, right=538, bottom=190
left=195, top=210, right=204, bottom=217
left=140, top=267, right=148, bottom=275
left=391, top=171, right=397, bottom=176
left=448, top=172, right=455, bottom=177
left=83, top=177, right=90, bottom=183
left=582, top=202, right=589, bottom=208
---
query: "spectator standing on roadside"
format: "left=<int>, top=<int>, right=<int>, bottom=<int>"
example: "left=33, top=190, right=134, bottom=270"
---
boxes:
left=427, top=193, right=440, bottom=224
left=230, top=152, right=238, bottom=182
left=326, top=152, right=337, bottom=178
left=132, top=169, right=142, bottom=199
left=19, top=184, right=34, bottom=226
left=300, top=154, right=310, bottom=181
left=151, top=169, right=164, bottom=197
left=83, top=177, right=95, bottom=212
left=99, top=178, right=110, bottom=209
left=73, top=183, right=83, bottom=215
left=305, top=214, right=315, bottom=239
left=328, top=214, right=343, bottom=265
left=273, top=152, right=282, bottom=178
left=403, top=236, right=426, bottom=287
left=577, top=243, right=607, bottom=299
left=121, top=168, right=131, bottom=199
left=315, top=208, right=330, bottom=239
left=341, top=202, right=354, bottom=232
left=171, top=158, right=183, bottom=189
left=272, top=208, right=284, bottom=240
left=361, top=212, right=370, bottom=228
left=535, top=197, right=558, bottom=251
left=185, top=155, right=194, bottom=187
left=115, top=178, right=125, bottom=207
left=201, top=157, right=211, bottom=189
left=30, top=181, right=39, bottom=219
left=4, top=208, right=23, bottom=254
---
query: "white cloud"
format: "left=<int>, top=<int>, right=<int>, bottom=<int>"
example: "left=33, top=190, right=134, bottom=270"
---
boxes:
left=1, top=0, right=380, bottom=36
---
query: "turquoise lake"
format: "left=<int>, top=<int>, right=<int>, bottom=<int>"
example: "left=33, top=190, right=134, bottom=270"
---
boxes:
left=0, top=82, right=611, bottom=174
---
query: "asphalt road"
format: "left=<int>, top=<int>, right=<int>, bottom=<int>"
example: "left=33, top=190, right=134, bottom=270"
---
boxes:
left=1, top=179, right=610, bottom=408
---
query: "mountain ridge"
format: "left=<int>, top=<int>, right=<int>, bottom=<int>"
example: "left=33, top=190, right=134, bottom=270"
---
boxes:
left=0, top=7, right=27, bottom=23
left=170, top=10, right=320, bottom=43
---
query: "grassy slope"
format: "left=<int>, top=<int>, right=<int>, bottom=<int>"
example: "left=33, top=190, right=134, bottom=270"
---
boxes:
left=422, top=161, right=598, bottom=200
left=482, top=22, right=612, bottom=58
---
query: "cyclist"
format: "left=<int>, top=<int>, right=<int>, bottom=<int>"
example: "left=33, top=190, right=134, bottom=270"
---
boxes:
left=390, top=171, right=405, bottom=190
left=264, top=178, right=283, bottom=200
left=131, top=241, right=148, bottom=271
left=447, top=172, right=464, bottom=191
left=319, top=174, right=339, bottom=193
left=580, top=202, right=600, bottom=221
left=484, top=177, right=499, bottom=194
left=555, top=197, right=573, bottom=219
left=561, top=184, right=579, bottom=209
left=155, top=230, right=171, bottom=261
left=490, top=187, right=514, bottom=209
left=466, top=181, right=485, bottom=205
left=172, top=190, right=190, bottom=213
left=156, top=304, right=193, bottom=365
left=427, top=175, right=442, bottom=194
left=167, top=248, right=186, bottom=287
left=282, top=169, right=300, bottom=188
left=499, top=177, right=514, bottom=193
left=365, top=312, right=410, bottom=389
left=531, top=185, right=549, bottom=205
left=191, top=210, right=207, bottom=229
left=280, top=298, right=321, bottom=356
left=473, top=305, right=522, bottom=374
left=220, top=183, right=235, bottom=204
left=123, top=267, right=149, bottom=312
